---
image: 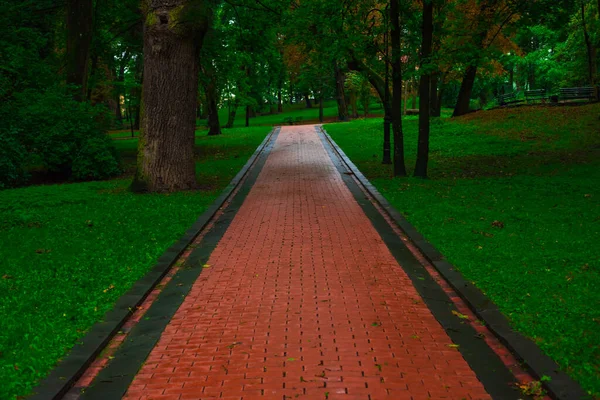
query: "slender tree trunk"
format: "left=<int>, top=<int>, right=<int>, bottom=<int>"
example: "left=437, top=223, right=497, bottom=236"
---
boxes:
left=115, top=52, right=130, bottom=124
left=278, top=88, right=283, bottom=112
left=319, top=92, right=324, bottom=122
left=132, top=0, right=211, bottom=193
left=453, top=65, right=477, bottom=117
left=390, top=0, right=407, bottom=177
left=411, top=78, right=417, bottom=109
left=66, top=0, right=94, bottom=101
left=205, top=76, right=221, bottom=136
left=334, top=62, right=348, bottom=121
left=430, top=72, right=440, bottom=117
left=414, top=0, right=433, bottom=178
left=581, top=1, right=596, bottom=85
left=225, top=99, right=238, bottom=128
left=245, top=105, right=250, bottom=127
left=305, top=93, right=312, bottom=108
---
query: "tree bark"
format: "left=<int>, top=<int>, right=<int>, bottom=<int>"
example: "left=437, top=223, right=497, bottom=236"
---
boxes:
left=430, top=72, right=440, bottom=117
left=205, top=76, right=221, bottom=136
left=581, top=1, right=596, bottom=85
left=334, top=62, right=348, bottom=121
left=453, top=65, right=477, bottom=117
left=245, top=105, right=250, bottom=127
left=414, top=0, right=433, bottom=178
left=319, top=92, right=324, bottom=122
left=305, top=93, right=312, bottom=108
left=225, top=98, right=238, bottom=128
left=390, top=0, right=407, bottom=177
left=66, top=0, right=94, bottom=101
left=131, top=0, right=211, bottom=193
left=278, top=88, right=283, bottom=112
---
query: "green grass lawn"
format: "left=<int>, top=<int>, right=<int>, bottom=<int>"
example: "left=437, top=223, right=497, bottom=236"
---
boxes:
left=325, top=104, right=600, bottom=397
left=0, top=126, right=271, bottom=400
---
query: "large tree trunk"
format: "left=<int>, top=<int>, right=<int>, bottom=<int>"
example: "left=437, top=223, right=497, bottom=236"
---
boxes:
left=453, top=65, right=477, bottom=117
left=414, top=0, right=433, bottom=178
left=66, top=0, right=94, bottom=101
left=131, top=0, right=210, bottom=193
left=390, top=0, right=407, bottom=177
left=205, top=77, right=221, bottom=136
left=334, top=63, right=348, bottom=121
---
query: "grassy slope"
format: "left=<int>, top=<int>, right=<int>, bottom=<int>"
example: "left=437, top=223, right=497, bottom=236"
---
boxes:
left=0, top=126, right=271, bottom=400
left=325, top=104, right=600, bottom=396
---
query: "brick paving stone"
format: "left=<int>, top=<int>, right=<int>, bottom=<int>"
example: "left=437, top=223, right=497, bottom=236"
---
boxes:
left=123, top=125, right=492, bottom=399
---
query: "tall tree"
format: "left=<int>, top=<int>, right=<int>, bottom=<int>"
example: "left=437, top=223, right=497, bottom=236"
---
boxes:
left=66, top=0, right=94, bottom=101
left=131, top=0, right=212, bottom=192
left=414, top=0, right=434, bottom=178
left=390, top=0, right=407, bottom=177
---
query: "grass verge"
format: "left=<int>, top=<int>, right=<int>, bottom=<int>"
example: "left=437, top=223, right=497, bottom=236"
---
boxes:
left=325, top=104, right=600, bottom=396
left=0, top=126, right=271, bottom=400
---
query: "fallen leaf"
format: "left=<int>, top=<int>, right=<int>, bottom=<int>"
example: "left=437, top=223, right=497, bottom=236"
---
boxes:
left=451, top=310, right=469, bottom=320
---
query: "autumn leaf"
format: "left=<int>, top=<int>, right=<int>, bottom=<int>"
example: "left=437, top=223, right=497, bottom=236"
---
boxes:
left=452, top=310, right=469, bottom=320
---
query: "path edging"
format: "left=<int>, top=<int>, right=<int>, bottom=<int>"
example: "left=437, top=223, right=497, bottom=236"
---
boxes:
left=28, top=127, right=280, bottom=400
left=318, top=126, right=589, bottom=400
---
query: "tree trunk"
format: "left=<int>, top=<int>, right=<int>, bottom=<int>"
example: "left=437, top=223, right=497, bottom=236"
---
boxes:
left=430, top=72, right=440, bottom=117
left=390, top=0, right=407, bottom=177
left=245, top=105, right=250, bottom=127
left=205, top=76, right=221, bottom=136
left=131, top=1, right=211, bottom=193
left=115, top=52, right=130, bottom=124
left=225, top=99, right=238, bottom=128
left=305, top=93, right=312, bottom=108
left=334, top=63, right=348, bottom=121
left=278, top=88, right=283, bottom=112
left=453, top=65, right=477, bottom=117
left=319, top=93, right=324, bottom=122
left=581, top=1, right=596, bottom=85
left=66, top=0, right=94, bottom=101
left=414, top=0, right=433, bottom=179
left=411, top=78, right=417, bottom=109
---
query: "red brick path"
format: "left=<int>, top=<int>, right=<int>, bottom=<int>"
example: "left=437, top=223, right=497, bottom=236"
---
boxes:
left=124, top=126, right=492, bottom=400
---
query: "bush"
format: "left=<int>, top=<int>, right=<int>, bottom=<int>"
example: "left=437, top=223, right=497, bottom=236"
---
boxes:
left=0, top=129, right=29, bottom=189
left=13, top=86, right=122, bottom=181
left=72, top=135, right=122, bottom=180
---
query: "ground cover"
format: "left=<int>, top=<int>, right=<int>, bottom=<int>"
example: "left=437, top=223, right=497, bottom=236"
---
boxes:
left=325, top=103, right=600, bottom=396
left=0, top=126, right=271, bottom=400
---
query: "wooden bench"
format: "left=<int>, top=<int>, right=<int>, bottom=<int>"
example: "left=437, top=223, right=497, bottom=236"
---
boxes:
left=525, top=89, right=547, bottom=103
left=497, top=92, right=520, bottom=105
left=559, top=87, right=597, bottom=102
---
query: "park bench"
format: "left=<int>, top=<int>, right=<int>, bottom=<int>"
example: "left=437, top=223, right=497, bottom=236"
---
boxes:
left=497, top=92, right=520, bottom=105
left=559, top=87, right=597, bottom=102
left=525, top=89, right=547, bottom=103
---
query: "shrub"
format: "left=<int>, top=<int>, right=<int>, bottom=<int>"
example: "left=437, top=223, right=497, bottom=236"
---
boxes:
left=72, top=135, right=122, bottom=180
left=14, top=86, right=122, bottom=181
left=0, top=129, right=29, bottom=189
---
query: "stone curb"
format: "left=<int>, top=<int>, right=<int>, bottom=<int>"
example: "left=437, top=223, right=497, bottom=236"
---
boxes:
left=318, top=126, right=589, bottom=400
left=28, top=127, right=280, bottom=400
